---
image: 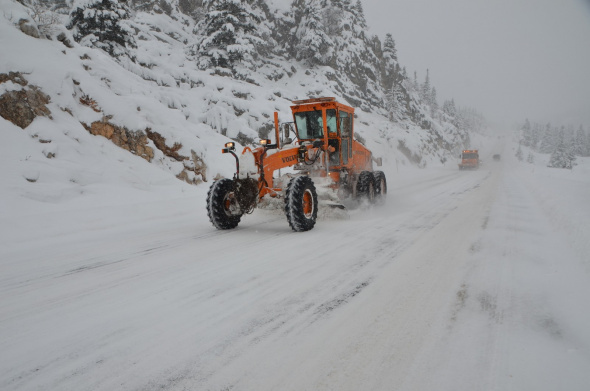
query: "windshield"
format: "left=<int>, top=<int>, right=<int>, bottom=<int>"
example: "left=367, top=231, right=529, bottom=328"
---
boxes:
left=294, top=110, right=324, bottom=140
left=462, top=153, right=478, bottom=159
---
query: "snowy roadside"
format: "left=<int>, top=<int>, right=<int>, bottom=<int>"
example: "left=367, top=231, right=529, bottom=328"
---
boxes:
left=399, top=154, right=590, bottom=391
left=1, top=145, right=589, bottom=390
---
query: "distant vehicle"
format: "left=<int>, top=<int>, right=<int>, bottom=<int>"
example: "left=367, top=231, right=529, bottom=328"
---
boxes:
left=493, top=154, right=501, bottom=161
left=458, top=149, right=479, bottom=170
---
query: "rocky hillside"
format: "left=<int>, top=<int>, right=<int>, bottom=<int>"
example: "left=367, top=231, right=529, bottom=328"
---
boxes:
left=0, top=0, right=483, bottom=189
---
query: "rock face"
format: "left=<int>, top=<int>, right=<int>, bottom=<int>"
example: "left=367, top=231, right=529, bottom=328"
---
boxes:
left=86, top=120, right=155, bottom=162
left=145, top=129, right=207, bottom=184
left=18, top=19, right=40, bottom=39
left=0, top=72, right=51, bottom=128
left=0, top=71, right=206, bottom=185
left=85, top=121, right=207, bottom=184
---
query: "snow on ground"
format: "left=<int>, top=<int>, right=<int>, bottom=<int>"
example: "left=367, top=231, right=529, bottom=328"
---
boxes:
left=1, top=131, right=589, bottom=390
left=1, top=2, right=589, bottom=389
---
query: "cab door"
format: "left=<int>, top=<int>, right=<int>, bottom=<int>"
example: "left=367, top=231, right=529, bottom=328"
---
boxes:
left=338, top=110, right=352, bottom=166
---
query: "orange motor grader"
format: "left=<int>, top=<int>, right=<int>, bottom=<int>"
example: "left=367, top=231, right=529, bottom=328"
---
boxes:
left=206, top=97, right=386, bottom=232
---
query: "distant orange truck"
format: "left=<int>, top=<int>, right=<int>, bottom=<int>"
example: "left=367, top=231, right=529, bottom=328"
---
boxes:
left=458, top=149, right=479, bottom=170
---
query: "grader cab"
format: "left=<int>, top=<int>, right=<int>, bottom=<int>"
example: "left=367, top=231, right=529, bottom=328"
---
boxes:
left=206, top=97, right=386, bottom=232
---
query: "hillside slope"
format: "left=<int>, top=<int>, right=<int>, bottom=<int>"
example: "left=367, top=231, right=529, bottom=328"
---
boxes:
left=1, top=0, right=474, bottom=201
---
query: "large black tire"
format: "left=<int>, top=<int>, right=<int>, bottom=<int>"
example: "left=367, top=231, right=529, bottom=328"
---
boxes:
left=285, top=176, right=318, bottom=232
left=373, top=171, right=387, bottom=204
left=207, top=178, right=242, bottom=230
left=356, top=171, right=375, bottom=203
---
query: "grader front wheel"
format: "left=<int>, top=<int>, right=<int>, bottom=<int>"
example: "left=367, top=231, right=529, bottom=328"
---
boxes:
left=206, top=178, right=242, bottom=230
left=285, top=176, right=318, bottom=232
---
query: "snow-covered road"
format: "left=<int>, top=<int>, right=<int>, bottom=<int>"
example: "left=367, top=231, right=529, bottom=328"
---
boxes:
left=2, top=156, right=589, bottom=391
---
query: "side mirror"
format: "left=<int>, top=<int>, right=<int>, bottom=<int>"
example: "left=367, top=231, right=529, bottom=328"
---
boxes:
left=283, top=123, right=291, bottom=140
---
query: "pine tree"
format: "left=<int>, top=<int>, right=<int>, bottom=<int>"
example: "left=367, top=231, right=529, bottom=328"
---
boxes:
left=353, top=0, right=367, bottom=32
left=574, top=124, right=587, bottom=156
left=381, top=33, right=398, bottom=91
left=521, top=119, right=532, bottom=147
left=539, top=122, right=556, bottom=153
left=291, top=0, right=333, bottom=66
left=67, top=0, right=136, bottom=57
left=322, top=0, right=342, bottom=36
left=531, top=122, right=542, bottom=151
left=421, top=69, right=431, bottom=104
left=314, top=0, right=381, bottom=109
left=515, top=143, right=524, bottom=162
left=430, top=86, right=438, bottom=115
left=548, top=128, right=576, bottom=169
left=442, top=99, right=457, bottom=117
left=194, top=0, right=266, bottom=75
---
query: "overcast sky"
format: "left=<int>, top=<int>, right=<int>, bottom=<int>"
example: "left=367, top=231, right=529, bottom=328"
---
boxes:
left=363, top=0, right=590, bottom=128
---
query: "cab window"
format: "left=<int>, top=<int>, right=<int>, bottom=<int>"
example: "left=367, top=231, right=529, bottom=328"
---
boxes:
left=294, top=110, right=323, bottom=140
left=340, top=111, right=352, bottom=137
left=326, top=109, right=337, bottom=135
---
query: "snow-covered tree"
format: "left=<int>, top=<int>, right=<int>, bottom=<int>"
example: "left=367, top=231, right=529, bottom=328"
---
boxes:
left=381, top=33, right=398, bottom=91
left=520, top=119, right=532, bottom=147
left=530, top=121, right=542, bottom=150
left=67, top=0, right=136, bottom=57
left=539, top=123, right=556, bottom=153
left=352, top=0, right=367, bottom=31
left=291, top=0, right=333, bottom=66
left=574, top=124, right=587, bottom=156
left=442, top=99, right=457, bottom=117
left=548, top=128, right=576, bottom=169
left=430, top=86, right=438, bottom=115
left=420, top=69, right=431, bottom=103
left=193, top=0, right=269, bottom=76
left=515, top=142, right=524, bottom=161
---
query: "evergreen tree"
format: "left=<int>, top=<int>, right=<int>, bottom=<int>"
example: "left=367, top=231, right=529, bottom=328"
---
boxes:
left=430, top=86, right=438, bottom=115
left=548, top=128, right=576, bottom=169
left=515, top=143, right=524, bottom=162
left=318, top=0, right=381, bottom=109
left=67, top=0, right=136, bottom=57
left=421, top=69, right=431, bottom=103
left=539, top=122, right=556, bottom=153
left=574, top=124, right=587, bottom=156
left=381, top=33, right=398, bottom=91
left=385, top=80, right=406, bottom=121
left=322, top=0, right=342, bottom=36
left=413, top=71, right=419, bottom=92
left=291, top=0, right=333, bottom=66
left=442, top=99, right=457, bottom=118
left=353, top=0, right=367, bottom=32
left=193, top=0, right=267, bottom=76
left=530, top=122, right=541, bottom=151
left=521, top=119, right=532, bottom=147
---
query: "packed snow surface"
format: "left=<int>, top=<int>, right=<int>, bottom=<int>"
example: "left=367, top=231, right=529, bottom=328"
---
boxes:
left=1, top=136, right=589, bottom=390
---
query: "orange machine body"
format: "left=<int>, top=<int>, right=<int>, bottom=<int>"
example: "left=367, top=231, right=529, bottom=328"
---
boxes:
left=458, top=149, right=480, bottom=169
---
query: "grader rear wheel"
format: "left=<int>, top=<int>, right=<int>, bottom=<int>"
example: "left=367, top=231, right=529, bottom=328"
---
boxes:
left=373, top=171, right=387, bottom=204
left=356, top=171, right=376, bottom=204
